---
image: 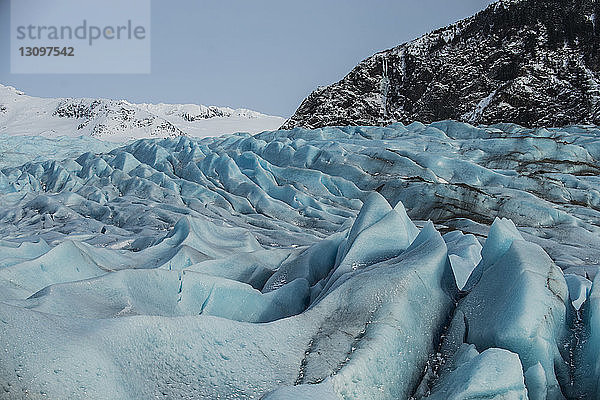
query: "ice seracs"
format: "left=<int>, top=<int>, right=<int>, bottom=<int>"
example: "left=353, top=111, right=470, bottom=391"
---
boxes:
left=429, top=218, right=571, bottom=400
left=0, top=119, right=598, bottom=398
left=574, top=274, right=600, bottom=398
left=422, top=346, right=528, bottom=400
left=443, top=230, right=482, bottom=290
left=0, top=192, right=462, bottom=399
left=263, top=203, right=458, bottom=399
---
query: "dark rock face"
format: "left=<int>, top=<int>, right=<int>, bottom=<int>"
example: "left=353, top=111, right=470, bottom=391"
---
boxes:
left=282, top=0, right=600, bottom=129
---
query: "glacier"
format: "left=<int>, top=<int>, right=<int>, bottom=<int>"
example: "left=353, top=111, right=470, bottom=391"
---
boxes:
left=0, top=120, right=599, bottom=399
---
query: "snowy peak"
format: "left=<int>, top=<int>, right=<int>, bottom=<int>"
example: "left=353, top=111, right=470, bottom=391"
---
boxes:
left=0, top=84, right=285, bottom=142
left=140, top=103, right=271, bottom=121
left=52, top=97, right=185, bottom=139
left=0, top=85, right=25, bottom=96
left=282, top=0, right=600, bottom=129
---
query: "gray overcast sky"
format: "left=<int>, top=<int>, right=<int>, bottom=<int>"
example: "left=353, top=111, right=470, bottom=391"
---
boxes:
left=0, top=0, right=495, bottom=117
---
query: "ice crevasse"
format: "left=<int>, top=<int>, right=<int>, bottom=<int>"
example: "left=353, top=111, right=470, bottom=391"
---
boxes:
left=267, top=216, right=578, bottom=400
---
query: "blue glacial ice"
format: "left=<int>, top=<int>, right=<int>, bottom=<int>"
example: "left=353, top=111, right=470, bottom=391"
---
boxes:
left=574, top=273, right=600, bottom=399
left=422, top=345, right=528, bottom=400
left=430, top=218, right=571, bottom=400
left=443, top=230, right=482, bottom=290
left=565, top=274, right=592, bottom=311
left=0, top=194, right=458, bottom=399
left=0, top=121, right=599, bottom=398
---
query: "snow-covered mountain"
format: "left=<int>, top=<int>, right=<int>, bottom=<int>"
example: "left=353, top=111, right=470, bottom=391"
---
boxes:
left=0, top=84, right=285, bottom=142
left=283, top=0, right=600, bottom=129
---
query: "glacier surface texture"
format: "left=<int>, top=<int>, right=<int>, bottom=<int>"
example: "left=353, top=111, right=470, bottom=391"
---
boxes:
left=0, top=121, right=599, bottom=399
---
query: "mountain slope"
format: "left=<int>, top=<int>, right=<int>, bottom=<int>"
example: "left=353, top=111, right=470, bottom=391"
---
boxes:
left=0, top=85, right=285, bottom=142
left=282, top=0, right=600, bottom=129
